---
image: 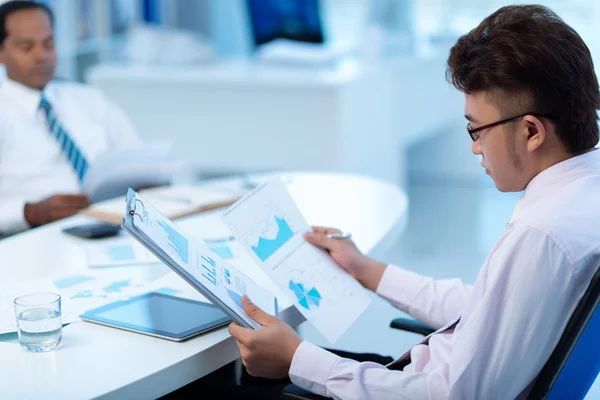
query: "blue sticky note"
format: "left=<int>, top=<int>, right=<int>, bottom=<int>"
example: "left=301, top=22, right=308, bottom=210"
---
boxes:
left=103, top=280, right=131, bottom=293
left=54, top=275, right=94, bottom=290
left=209, top=245, right=234, bottom=259
left=106, top=245, right=136, bottom=262
left=71, top=290, right=94, bottom=300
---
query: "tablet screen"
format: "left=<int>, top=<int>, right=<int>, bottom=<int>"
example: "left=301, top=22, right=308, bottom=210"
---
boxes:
left=82, top=293, right=231, bottom=339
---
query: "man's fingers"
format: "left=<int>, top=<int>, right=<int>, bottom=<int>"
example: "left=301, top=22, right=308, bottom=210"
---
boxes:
left=237, top=341, right=251, bottom=361
left=242, top=295, right=276, bottom=326
left=228, top=322, right=253, bottom=346
left=52, top=194, right=90, bottom=208
left=310, top=226, right=342, bottom=235
left=51, top=209, right=79, bottom=221
left=304, top=231, right=342, bottom=251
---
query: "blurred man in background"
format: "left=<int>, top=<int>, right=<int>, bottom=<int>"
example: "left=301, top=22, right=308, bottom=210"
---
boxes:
left=0, top=0, right=140, bottom=236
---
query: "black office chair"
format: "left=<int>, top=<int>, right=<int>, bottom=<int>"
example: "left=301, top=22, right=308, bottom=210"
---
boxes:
left=281, top=265, right=600, bottom=400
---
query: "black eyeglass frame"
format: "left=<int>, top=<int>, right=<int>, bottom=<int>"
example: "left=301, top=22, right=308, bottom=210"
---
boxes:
left=467, top=112, right=553, bottom=141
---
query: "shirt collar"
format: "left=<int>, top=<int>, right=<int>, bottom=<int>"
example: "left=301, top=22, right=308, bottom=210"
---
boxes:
left=0, top=77, right=44, bottom=117
left=510, top=149, right=600, bottom=224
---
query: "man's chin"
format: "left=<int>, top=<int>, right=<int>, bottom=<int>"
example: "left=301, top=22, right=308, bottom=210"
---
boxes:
left=28, top=79, right=51, bottom=91
left=29, top=72, right=54, bottom=90
left=493, top=180, right=524, bottom=193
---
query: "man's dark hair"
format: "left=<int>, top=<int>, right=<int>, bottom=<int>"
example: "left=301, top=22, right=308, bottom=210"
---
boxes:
left=0, top=0, right=54, bottom=45
left=447, top=5, right=600, bottom=154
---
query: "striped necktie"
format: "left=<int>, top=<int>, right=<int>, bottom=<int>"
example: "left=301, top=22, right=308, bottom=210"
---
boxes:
left=39, top=96, right=89, bottom=182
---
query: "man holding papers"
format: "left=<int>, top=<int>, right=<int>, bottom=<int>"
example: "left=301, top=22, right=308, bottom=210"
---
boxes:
left=203, top=5, right=600, bottom=399
left=0, top=1, right=141, bottom=235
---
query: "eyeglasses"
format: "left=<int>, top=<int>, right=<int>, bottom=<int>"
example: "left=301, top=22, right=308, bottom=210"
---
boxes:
left=466, top=112, right=552, bottom=141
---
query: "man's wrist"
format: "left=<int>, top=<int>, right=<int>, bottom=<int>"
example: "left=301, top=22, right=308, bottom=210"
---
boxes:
left=357, top=259, right=387, bottom=292
left=286, top=336, right=304, bottom=367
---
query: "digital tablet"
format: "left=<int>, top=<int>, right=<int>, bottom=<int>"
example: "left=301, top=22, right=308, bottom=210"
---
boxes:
left=121, top=189, right=278, bottom=330
left=80, top=292, right=231, bottom=341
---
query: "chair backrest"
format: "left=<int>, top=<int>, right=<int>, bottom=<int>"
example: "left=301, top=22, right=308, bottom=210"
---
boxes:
left=528, top=265, right=600, bottom=399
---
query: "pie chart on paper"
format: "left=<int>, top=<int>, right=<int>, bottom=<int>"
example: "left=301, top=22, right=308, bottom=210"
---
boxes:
left=289, top=280, right=322, bottom=310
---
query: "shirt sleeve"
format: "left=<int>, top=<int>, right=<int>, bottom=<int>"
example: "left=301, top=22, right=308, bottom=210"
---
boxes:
left=0, top=197, right=29, bottom=236
left=376, top=265, right=473, bottom=329
left=448, top=227, right=579, bottom=399
left=289, top=341, right=435, bottom=400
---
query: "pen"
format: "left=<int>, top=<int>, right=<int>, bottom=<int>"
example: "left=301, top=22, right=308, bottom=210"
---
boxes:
left=326, top=232, right=352, bottom=240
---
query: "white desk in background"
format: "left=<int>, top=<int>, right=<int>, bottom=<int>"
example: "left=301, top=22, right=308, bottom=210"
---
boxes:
left=87, top=56, right=463, bottom=188
left=0, top=172, right=408, bottom=400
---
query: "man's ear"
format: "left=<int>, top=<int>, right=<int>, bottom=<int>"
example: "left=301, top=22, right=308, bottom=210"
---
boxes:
left=523, top=115, right=546, bottom=152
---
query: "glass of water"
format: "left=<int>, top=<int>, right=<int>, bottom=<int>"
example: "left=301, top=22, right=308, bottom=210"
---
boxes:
left=14, top=293, right=62, bottom=352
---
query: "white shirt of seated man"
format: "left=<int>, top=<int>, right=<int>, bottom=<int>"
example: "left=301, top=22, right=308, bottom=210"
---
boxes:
left=0, top=2, right=140, bottom=235
left=226, top=5, right=600, bottom=400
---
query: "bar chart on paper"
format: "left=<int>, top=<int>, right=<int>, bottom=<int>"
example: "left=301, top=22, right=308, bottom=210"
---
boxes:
left=222, top=178, right=372, bottom=343
left=200, top=255, right=217, bottom=286
left=157, top=220, right=189, bottom=264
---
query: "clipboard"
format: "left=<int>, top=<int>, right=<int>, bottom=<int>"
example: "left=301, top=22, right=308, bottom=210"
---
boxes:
left=121, top=188, right=278, bottom=330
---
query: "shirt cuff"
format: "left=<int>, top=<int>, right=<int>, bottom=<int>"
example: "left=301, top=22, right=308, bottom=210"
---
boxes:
left=289, top=341, right=342, bottom=397
left=375, top=264, right=430, bottom=311
left=0, top=198, right=30, bottom=236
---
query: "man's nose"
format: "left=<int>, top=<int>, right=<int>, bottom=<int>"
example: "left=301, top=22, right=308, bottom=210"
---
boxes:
left=472, top=137, right=482, bottom=155
left=32, top=45, right=50, bottom=63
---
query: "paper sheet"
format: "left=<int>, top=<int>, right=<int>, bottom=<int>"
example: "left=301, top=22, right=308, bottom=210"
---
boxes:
left=83, top=141, right=185, bottom=203
left=222, top=178, right=372, bottom=343
left=84, top=236, right=161, bottom=268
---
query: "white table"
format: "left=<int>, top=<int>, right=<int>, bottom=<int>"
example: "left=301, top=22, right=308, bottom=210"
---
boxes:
left=0, top=172, right=408, bottom=399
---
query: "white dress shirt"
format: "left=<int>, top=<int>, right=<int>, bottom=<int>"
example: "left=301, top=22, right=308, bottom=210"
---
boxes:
left=289, top=149, right=600, bottom=399
left=0, top=77, right=141, bottom=235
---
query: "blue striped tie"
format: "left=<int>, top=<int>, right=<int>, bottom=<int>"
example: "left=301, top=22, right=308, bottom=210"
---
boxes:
left=39, top=96, right=89, bottom=182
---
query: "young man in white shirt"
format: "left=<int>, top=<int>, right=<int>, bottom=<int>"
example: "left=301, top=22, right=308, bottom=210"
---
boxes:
left=0, top=1, right=140, bottom=235
left=198, top=5, right=600, bottom=400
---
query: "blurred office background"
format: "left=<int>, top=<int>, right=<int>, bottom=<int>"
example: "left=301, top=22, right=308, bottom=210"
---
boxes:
left=2, top=0, right=598, bottom=395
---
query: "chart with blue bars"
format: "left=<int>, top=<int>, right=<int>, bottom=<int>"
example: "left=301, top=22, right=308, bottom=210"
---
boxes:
left=201, top=255, right=217, bottom=286
left=289, top=280, right=322, bottom=310
left=157, top=220, right=189, bottom=264
left=251, top=216, right=294, bottom=261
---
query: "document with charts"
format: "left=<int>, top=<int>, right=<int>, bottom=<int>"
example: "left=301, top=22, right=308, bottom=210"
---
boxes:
left=123, top=190, right=277, bottom=330
left=221, top=178, right=372, bottom=343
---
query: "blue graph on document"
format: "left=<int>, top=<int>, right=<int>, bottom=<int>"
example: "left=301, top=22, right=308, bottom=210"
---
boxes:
left=157, top=220, right=189, bottom=264
left=289, top=280, right=322, bottom=310
left=201, top=255, right=217, bottom=286
left=251, top=216, right=294, bottom=261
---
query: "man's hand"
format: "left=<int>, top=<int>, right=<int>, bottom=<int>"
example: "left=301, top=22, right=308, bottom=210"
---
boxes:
left=305, top=226, right=387, bottom=292
left=228, top=295, right=302, bottom=379
left=24, top=194, right=90, bottom=227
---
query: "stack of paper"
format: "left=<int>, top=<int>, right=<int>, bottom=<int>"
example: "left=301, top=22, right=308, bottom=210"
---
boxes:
left=82, top=184, right=240, bottom=224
